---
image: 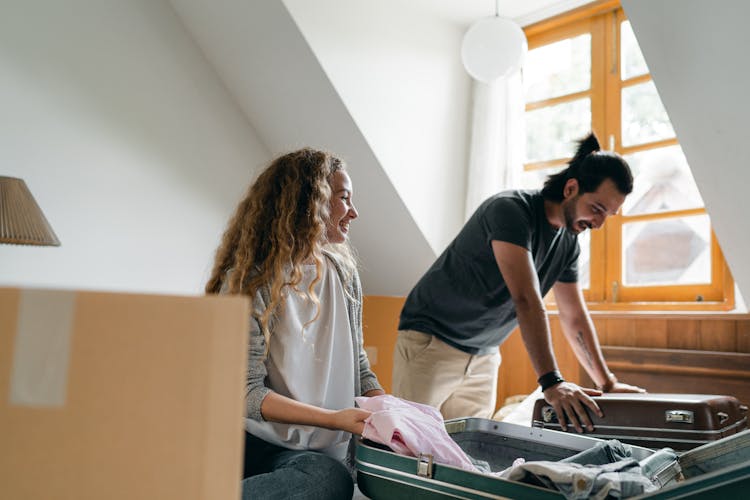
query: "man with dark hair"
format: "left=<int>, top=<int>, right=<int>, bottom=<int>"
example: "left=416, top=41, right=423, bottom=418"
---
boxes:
left=393, top=132, right=645, bottom=431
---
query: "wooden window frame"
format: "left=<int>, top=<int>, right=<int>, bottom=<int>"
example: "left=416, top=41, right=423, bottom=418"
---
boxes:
left=524, top=0, right=734, bottom=311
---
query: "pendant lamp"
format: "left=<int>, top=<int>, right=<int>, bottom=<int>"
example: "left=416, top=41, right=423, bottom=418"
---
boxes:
left=461, top=2, right=527, bottom=83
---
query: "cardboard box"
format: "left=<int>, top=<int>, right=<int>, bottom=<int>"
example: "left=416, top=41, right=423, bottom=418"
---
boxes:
left=0, top=288, right=249, bottom=500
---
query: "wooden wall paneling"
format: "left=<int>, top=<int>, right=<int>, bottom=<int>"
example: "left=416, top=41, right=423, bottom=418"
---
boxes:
left=592, top=317, right=609, bottom=344
left=605, top=318, right=638, bottom=346
left=737, top=320, right=750, bottom=353
left=601, top=346, right=750, bottom=406
left=698, top=319, right=737, bottom=352
left=633, top=319, right=669, bottom=348
left=361, top=296, right=406, bottom=393
left=666, top=319, right=701, bottom=350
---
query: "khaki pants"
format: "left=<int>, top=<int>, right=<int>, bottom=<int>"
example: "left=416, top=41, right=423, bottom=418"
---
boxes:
left=391, top=329, right=501, bottom=420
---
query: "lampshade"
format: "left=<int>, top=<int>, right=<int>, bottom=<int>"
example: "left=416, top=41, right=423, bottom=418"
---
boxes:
left=0, top=176, right=60, bottom=246
left=461, top=16, right=527, bottom=83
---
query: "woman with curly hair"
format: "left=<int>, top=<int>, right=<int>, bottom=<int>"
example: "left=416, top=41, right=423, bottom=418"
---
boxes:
left=206, top=148, right=384, bottom=499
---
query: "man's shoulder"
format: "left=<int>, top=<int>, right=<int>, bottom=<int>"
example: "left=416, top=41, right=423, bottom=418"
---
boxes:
left=489, top=188, right=539, bottom=203
left=482, top=189, right=541, bottom=215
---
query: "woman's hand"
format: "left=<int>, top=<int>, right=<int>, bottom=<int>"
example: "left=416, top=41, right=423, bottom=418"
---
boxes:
left=363, top=389, right=386, bottom=397
left=329, top=407, right=372, bottom=435
left=260, top=392, right=375, bottom=434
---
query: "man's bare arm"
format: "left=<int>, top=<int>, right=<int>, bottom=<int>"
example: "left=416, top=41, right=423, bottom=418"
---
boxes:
left=491, top=240, right=602, bottom=432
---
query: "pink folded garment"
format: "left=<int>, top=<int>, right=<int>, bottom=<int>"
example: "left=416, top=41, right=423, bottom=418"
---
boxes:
left=355, top=394, right=477, bottom=471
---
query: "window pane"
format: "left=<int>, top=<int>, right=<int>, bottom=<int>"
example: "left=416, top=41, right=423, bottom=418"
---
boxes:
left=622, top=145, right=704, bottom=216
left=620, top=21, right=648, bottom=80
left=525, top=34, right=591, bottom=103
left=525, top=98, right=591, bottom=163
left=621, top=80, right=675, bottom=147
left=577, top=230, right=591, bottom=290
left=622, top=214, right=711, bottom=286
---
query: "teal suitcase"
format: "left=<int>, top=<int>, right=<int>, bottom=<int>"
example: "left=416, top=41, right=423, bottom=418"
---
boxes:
left=355, top=419, right=750, bottom=499
left=356, top=418, right=653, bottom=499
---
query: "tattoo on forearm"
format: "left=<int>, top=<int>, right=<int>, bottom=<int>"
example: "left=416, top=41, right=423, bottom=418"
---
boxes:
left=576, top=331, right=594, bottom=368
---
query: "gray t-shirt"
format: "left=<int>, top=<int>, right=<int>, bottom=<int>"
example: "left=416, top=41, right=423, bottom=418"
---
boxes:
left=399, top=190, right=579, bottom=355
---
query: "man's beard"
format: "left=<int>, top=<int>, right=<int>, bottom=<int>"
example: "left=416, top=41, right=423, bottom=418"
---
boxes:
left=562, top=196, right=581, bottom=235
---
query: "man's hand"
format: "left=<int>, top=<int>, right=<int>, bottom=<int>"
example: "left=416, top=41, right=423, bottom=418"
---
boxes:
left=608, top=381, right=646, bottom=393
left=598, top=373, right=646, bottom=394
left=543, top=382, right=603, bottom=433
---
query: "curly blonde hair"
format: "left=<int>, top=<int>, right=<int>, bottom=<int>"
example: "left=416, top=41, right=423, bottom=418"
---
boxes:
left=205, top=148, right=356, bottom=347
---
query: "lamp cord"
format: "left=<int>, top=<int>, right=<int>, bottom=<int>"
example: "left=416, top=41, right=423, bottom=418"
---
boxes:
left=495, top=0, right=500, bottom=17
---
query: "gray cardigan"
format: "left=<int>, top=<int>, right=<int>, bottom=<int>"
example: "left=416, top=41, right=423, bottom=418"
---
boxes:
left=243, top=251, right=382, bottom=421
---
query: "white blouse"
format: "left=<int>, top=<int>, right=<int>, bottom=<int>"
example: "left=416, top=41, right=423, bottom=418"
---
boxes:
left=246, top=260, right=355, bottom=459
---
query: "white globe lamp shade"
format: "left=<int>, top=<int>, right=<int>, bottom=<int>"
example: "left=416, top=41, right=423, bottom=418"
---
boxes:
left=461, top=17, right=527, bottom=83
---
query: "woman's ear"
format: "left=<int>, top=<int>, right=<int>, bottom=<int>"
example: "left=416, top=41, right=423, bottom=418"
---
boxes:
left=563, top=178, right=579, bottom=199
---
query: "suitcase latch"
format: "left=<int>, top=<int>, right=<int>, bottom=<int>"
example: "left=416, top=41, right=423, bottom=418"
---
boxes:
left=541, top=405, right=558, bottom=424
left=417, top=453, right=434, bottom=478
left=444, top=420, right=467, bottom=434
left=665, top=410, right=694, bottom=424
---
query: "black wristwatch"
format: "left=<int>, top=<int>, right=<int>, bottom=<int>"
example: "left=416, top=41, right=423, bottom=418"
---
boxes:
left=538, top=370, right=565, bottom=391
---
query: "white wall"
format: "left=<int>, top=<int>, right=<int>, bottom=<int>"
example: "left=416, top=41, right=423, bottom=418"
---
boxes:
left=170, top=0, right=437, bottom=296
left=0, top=0, right=269, bottom=294
left=623, top=0, right=750, bottom=304
left=284, top=0, right=471, bottom=253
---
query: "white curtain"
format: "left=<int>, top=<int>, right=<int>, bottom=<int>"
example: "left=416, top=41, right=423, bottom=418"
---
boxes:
left=464, top=70, right=525, bottom=221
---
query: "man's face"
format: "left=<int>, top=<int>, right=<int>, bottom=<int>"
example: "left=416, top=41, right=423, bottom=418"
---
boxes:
left=561, top=178, right=626, bottom=235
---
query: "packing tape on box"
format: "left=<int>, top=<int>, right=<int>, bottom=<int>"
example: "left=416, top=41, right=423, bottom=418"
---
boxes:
left=9, top=289, right=76, bottom=407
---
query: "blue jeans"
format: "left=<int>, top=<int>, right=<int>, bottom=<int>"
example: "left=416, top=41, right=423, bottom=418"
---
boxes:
left=242, top=432, right=354, bottom=500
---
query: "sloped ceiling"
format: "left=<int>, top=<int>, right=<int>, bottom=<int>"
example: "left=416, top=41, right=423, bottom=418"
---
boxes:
left=623, top=0, right=750, bottom=302
left=283, top=0, right=472, bottom=256
left=169, top=0, right=436, bottom=296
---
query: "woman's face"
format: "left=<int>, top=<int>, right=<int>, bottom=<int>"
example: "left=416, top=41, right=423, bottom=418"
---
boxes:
left=326, top=170, right=358, bottom=243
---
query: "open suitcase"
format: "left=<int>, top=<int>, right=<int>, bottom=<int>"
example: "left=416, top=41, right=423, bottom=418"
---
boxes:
left=356, top=418, right=656, bottom=499
left=531, top=393, right=748, bottom=451
left=356, top=418, right=750, bottom=499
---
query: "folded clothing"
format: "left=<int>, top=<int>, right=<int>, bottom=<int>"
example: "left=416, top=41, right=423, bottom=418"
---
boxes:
left=499, top=442, right=679, bottom=499
left=355, top=394, right=478, bottom=471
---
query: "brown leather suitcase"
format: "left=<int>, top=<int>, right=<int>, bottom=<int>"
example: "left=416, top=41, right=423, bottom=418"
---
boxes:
left=532, top=393, right=748, bottom=451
